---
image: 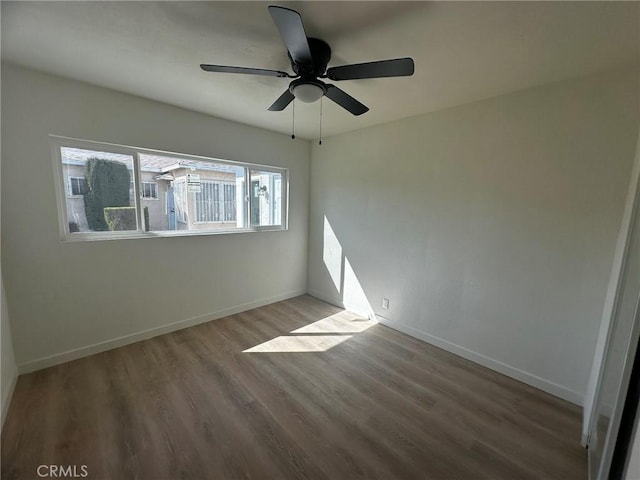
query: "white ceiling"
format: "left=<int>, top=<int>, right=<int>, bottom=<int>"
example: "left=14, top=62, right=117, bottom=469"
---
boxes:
left=2, top=1, right=638, bottom=140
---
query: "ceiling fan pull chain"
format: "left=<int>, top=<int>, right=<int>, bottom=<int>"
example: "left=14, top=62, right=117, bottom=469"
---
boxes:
left=291, top=99, right=296, bottom=140
left=318, top=97, right=323, bottom=146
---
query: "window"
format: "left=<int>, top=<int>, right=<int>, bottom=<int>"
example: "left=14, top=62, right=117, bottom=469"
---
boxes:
left=53, top=137, right=288, bottom=239
left=138, top=154, right=246, bottom=232
left=251, top=170, right=283, bottom=227
left=141, top=182, right=158, bottom=199
left=59, top=146, right=136, bottom=233
left=68, top=177, right=87, bottom=196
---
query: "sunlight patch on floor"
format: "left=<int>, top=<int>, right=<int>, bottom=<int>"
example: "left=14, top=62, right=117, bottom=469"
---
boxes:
left=243, top=311, right=377, bottom=353
left=291, top=312, right=377, bottom=334
left=243, top=334, right=353, bottom=353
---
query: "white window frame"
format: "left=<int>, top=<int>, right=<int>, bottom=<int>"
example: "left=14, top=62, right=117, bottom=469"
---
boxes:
left=249, top=168, right=287, bottom=229
left=51, top=135, right=289, bottom=241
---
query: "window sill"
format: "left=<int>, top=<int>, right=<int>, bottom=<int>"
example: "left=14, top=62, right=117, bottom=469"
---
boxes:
left=192, top=221, right=236, bottom=225
left=61, top=226, right=287, bottom=242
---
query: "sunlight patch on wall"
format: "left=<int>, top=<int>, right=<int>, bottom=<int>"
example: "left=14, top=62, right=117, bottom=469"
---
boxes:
left=322, top=216, right=374, bottom=317
left=243, top=334, right=353, bottom=353
left=323, top=216, right=343, bottom=292
left=343, top=257, right=374, bottom=316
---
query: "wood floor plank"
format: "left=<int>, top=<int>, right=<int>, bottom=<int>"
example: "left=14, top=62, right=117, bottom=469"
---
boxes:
left=1, top=295, right=586, bottom=479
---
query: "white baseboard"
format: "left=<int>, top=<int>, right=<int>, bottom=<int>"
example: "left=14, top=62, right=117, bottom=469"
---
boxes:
left=18, top=289, right=306, bottom=374
left=281, top=291, right=584, bottom=405
left=374, top=315, right=583, bottom=406
left=1, top=368, right=18, bottom=428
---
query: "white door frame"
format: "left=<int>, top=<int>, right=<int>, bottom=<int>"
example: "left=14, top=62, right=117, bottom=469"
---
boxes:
left=583, top=129, right=640, bottom=446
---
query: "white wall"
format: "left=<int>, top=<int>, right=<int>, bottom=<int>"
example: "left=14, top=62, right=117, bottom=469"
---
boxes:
left=1, top=63, right=310, bottom=371
left=308, top=67, right=639, bottom=404
left=1, top=270, right=18, bottom=427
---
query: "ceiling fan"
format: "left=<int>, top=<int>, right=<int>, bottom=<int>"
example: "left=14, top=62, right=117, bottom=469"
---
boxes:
left=200, top=5, right=415, bottom=116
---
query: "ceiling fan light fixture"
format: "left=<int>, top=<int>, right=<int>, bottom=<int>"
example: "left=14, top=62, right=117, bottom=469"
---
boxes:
left=290, top=80, right=326, bottom=103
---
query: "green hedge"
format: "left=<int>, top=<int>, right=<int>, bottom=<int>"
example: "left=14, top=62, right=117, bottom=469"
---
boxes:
left=104, top=207, right=149, bottom=231
left=83, top=158, right=130, bottom=231
left=104, top=207, right=135, bottom=231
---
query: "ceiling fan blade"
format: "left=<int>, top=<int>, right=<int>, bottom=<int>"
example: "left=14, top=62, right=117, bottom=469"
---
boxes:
left=200, top=64, right=291, bottom=78
left=324, top=85, right=369, bottom=116
left=326, top=58, right=415, bottom=81
left=268, top=6, right=312, bottom=65
left=268, top=90, right=295, bottom=111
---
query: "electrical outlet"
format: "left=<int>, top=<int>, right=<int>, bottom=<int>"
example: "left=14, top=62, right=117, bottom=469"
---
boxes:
left=382, top=298, right=390, bottom=310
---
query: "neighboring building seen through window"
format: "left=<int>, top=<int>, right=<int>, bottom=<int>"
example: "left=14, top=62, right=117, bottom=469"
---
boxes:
left=55, top=140, right=287, bottom=238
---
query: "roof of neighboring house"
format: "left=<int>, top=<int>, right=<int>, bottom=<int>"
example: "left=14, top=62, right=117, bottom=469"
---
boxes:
left=61, top=147, right=239, bottom=174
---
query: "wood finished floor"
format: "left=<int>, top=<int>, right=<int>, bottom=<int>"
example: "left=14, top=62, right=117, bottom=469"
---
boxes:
left=1, top=295, right=586, bottom=479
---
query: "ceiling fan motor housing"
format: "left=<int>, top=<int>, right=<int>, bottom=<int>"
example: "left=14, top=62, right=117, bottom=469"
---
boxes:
left=289, top=38, right=331, bottom=78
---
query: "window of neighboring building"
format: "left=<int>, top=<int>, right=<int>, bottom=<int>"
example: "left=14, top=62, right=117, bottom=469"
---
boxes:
left=194, top=181, right=236, bottom=223
left=68, top=177, right=87, bottom=196
left=141, top=182, right=158, bottom=199
left=53, top=137, right=288, bottom=240
left=223, top=184, right=237, bottom=222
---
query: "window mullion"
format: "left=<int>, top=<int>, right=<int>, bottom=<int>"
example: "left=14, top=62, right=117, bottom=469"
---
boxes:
left=133, top=152, right=144, bottom=232
left=246, top=167, right=252, bottom=229
left=282, top=171, right=287, bottom=227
